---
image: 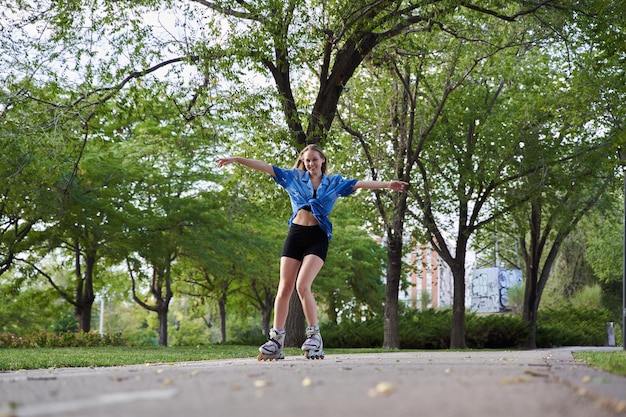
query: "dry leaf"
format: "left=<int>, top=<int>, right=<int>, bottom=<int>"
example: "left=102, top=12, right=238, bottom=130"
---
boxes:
left=369, top=381, right=396, bottom=397
left=254, top=380, right=271, bottom=388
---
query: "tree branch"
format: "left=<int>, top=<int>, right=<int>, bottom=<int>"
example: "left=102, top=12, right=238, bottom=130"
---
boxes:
left=191, top=0, right=264, bottom=22
left=460, top=0, right=555, bottom=22
left=16, top=256, right=76, bottom=306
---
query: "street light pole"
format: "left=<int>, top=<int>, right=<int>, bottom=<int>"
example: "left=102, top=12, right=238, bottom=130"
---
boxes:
left=623, top=159, right=626, bottom=350
left=621, top=148, right=626, bottom=350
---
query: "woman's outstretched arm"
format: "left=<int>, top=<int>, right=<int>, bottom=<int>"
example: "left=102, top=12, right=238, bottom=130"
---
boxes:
left=354, top=180, right=409, bottom=193
left=216, top=157, right=275, bottom=176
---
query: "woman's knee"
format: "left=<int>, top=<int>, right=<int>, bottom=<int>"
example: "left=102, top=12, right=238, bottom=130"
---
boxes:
left=276, top=284, right=294, bottom=300
left=295, top=282, right=312, bottom=298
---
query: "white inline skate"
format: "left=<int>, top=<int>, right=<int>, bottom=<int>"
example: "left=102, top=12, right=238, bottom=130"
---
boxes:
left=301, top=326, right=325, bottom=360
left=257, top=328, right=285, bottom=361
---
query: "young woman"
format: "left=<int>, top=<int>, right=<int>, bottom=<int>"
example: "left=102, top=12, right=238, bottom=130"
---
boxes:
left=216, top=145, right=408, bottom=360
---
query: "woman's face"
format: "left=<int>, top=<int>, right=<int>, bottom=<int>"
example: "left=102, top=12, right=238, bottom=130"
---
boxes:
left=302, top=149, right=325, bottom=176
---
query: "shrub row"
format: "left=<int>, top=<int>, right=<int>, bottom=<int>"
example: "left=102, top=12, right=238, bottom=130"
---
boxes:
left=0, top=330, right=128, bottom=348
left=1, top=307, right=614, bottom=349
left=535, top=307, right=614, bottom=347
left=323, top=307, right=615, bottom=349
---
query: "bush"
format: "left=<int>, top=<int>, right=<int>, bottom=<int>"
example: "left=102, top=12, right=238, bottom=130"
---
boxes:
left=466, top=313, right=530, bottom=348
left=323, top=317, right=384, bottom=348
left=536, top=307, right=613, bottom=347
left=323, top=309, right=531, bottom=349
left=226, top=325, right=267, bottom=346
left=0, top=330, right=128, bottom=348
left=323, top=307, right=614, bottom=349
left=399, top=309, right=452, bottom=349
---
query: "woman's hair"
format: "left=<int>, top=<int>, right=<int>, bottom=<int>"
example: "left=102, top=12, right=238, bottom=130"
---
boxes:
left=294, top=144, right=327, bottom=174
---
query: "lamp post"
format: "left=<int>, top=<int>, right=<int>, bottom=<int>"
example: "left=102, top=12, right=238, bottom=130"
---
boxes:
left=620, top=148, right=626, bottom=350
left=617, top=147, right=626, bottom=350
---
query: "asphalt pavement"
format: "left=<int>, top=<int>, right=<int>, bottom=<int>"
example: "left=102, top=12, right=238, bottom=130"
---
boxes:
left=1, top=347, right=625, bottom=417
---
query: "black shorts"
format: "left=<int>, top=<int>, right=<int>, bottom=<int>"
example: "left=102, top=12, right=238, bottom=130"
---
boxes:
left=281, top=224, right=329, bottom=262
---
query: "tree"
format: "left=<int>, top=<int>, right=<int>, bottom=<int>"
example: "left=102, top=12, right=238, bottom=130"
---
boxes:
left=0, top=80, right=83, bottom=277
left=177, top=193, right=280, bottom=342
left=337, top=16, right=551, bottom=347
left=0, top=272, right=72, bottom=335
left=0, top=0, right=585, bottom=347
left=120, top=125, right=218, bottom=346
left=583, top=194, right=624, bottom=319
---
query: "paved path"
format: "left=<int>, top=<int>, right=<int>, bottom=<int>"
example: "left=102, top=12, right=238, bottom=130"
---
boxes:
left=1, top=348, right=625, bottom=417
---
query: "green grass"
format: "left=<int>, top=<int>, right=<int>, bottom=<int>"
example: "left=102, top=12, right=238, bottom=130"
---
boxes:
left=573, top=350, right=626, bottom=376
left=0, top=346, right=390, bottom=371
left=3, top=346, right=625, bottom=375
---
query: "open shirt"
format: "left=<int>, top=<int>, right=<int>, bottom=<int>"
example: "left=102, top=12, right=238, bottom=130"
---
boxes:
left=272, top=166, right=358, bottom=241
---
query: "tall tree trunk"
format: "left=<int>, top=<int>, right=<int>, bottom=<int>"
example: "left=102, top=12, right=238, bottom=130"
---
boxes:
left=129, top=256, right=174, bottom=347
left=328, top=293, right=338, bottom=325
left=520, top=197, right=578, bottom=349
left=260, top=303, right=272, bottom=336
left=219, top=296, right=227, bottom=343
left=158, top=306, right=168, bottom=346
left=76, top=303, right=93, bottom=332
left=284, top=286, right=304, bottom=347
left=154, top=264, right=174, bottom=347
left=383, top=231, right=403, bottom=349
left=74, top=240, right=96, bottom=332
left=450, top=264, right=467, bottom=349
left=381, top=191, right=409, bottom=349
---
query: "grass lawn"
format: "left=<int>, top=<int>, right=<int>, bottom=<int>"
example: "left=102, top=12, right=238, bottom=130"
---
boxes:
left=0, top=346, right=389, bottom=371
left=572, top=350, right=626, bottom=376
left=1, top=346, right=624, bottom=375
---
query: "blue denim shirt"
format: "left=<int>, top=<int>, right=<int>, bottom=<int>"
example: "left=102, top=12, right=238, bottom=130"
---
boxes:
left=272, top=166, right=358, bottom=241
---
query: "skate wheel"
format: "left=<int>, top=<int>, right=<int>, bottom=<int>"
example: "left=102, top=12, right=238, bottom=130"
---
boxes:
left=305, top=351, right=325, bottom=360
left=257, top=353, right=284, bottom=361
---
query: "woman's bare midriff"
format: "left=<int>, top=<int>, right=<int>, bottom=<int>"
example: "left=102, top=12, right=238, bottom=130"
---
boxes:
left=293, top=209, right=319, bottom=226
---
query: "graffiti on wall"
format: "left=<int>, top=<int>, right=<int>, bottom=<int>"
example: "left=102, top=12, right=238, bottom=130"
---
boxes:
left=498, top=269, right=523, bottom=309
left=470, top=268, right=522, bottom=313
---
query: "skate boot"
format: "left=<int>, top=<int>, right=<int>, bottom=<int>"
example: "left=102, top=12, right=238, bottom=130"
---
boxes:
left=257, top=328, right=285, bottom=361
left=301, top=326, right=324, bottom=360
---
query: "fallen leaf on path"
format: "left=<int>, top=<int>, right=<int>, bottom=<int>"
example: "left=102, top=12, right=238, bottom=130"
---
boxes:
left=368, top=381, right=396, bottom=397
left=253, top=379, right=271, bottom=388
left=501, top=376, right=529, bottom=384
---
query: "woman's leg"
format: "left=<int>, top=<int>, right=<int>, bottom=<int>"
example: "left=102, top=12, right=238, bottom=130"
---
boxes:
left=295, top=254, right=325, bottom=326
left=273, top=256, right=301, bottom=329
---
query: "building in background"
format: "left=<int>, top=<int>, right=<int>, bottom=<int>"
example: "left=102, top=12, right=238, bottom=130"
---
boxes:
left=401, top=242, right=453, bottom=310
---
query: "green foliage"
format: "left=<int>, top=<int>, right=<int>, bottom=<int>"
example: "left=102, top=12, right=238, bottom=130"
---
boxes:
left=569, top=284, right=603, bottom=309
left=52, top=310, right=80, bottom=334
left=0, top=279, right=71, bottom=335
left=1, top=0, right=624, bottom=354
left=224, top=320, right=266, bottom=346
left=325, top=307, right=612, bottom=349
left=0, top=345, right=267, bottom=371
left=536, top=307, right=613, bottom=348
left=399, top=309, right=452, bottom=349
left=574, top=350, right=626, bottom=377
left=323, top=318, right=384, bottom=349
left=0, top=330, right=127, bottom=348
left=583, top=195, right=623, bottom=286
left=466, top=314, right=530, bottom=349
left=324, top=309, right=526, bottom=349
left=506, top=284, right=525, bottom=315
